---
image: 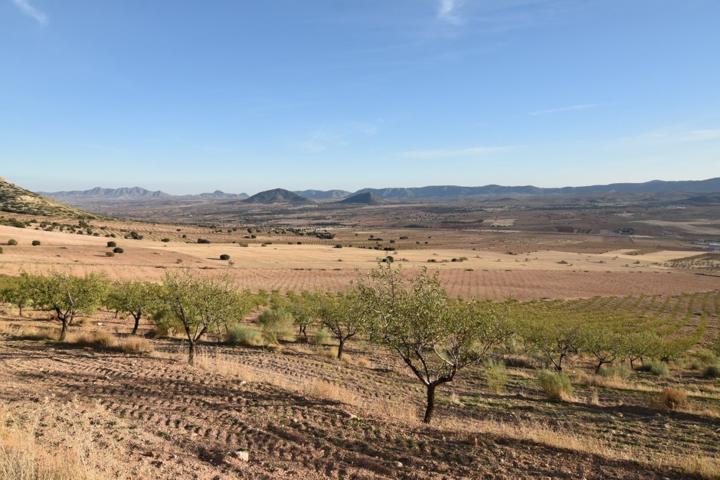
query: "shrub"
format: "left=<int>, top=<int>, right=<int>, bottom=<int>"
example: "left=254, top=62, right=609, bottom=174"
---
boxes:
left=161, top=238, right=170, bottom=242
left=484, top=359, right=508, bottom=393
left=258, top=308, right=295, bottom=344
left=641, top=360, right=670, bottom=377
left=113, top=247, right=124, bottom=254
left=599, top=363, right=633, bottom=380
left=116, top=336, right=154, bottom=353
left=702, top=364, right=720, bottom=379
left=69, top=331, right=117, bottom=350
left=310, top=328, right=331, bottom=346
left=220, top=254, right=231, bottom=260
left=0, top=247, right=3, bottom=254
left=105, top=251, right=115, bottom=257
left=225, top=324, right=265, bottom=347
left=537, top=370, right=574, bottom=401
left=7, top=239, right=17, bottom=246
left=31, top=240, right=41, bottom=246
left=197, top=238, right=211, bottom=244
left=658, top=387, right=688, bottom=411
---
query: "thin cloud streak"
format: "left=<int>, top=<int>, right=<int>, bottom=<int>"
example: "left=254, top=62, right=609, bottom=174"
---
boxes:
left=400, top=146, right=515, bottom=159
left=639, top=128, right=720, bottom=144
left=529, top=103, right=597, bottom=116
left=12, top=0, right=48, bottom=25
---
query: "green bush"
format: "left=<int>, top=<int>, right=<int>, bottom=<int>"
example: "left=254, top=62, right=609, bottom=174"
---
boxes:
left=219, top=254, right=231, bottom=260
left=484, top=359, right=509, bottom=393
left=641, top=360, right=670, bottom=377
left=31, top=240, right=41, bottom=246
left=258, top=308, right=295, bottom=344
left=113, top=247, right=124, bottom=254
left=702, top=364, right=720, bottom=379
left=310, top=328, right=330, bottom=346
left=599, top=363, right=633, bottom=380
left=107, top=241, right=117, bottom=248
left=105, top=251, right=115, bottom=257
left=537, top=370, right=574, bottom=401
left=225, top=324, right=265, bottom=347
left=7, top=239, right=17, bottom=246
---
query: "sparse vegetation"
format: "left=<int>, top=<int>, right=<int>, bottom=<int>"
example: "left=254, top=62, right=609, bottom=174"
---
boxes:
left=537, top=370, right=574, bottom=401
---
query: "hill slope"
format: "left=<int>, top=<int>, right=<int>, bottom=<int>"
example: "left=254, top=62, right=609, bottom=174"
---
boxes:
left=295, top=189, right=351, bottom=201
left=336, top=191, right=382, bottom=205
left=0, top=177, right=91, bottom=217
left=244, top=188, right=311, bottom=204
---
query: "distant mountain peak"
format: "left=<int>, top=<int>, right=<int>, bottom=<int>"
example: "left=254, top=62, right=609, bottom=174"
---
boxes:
left=244, top=188, right=311, bottom=204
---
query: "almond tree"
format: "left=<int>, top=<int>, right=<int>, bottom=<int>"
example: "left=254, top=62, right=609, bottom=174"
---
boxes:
left=360, top=265, right=512, bottom=423
left=317, top=292, right=366, bottom=360
left=106, top=280, right=160, bottom=335
left=160, top=272, right=247, bottom=364
left=28, top=272, right=107, bottom=341
left=0, top=273, right=34, bottom=317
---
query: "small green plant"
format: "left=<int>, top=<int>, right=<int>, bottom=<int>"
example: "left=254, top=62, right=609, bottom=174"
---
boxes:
left=258, top=308, right=295, bottom=344
left=641, top=360, right=670, bottom=377
left=113, top=247, right=124, bottom=254
left=7, top=239, right=17, bottom=246
left=225, top=324, right=265, bottom=347
left=105, top=251, right=115, bottom=257
left=161, top=238, right=170, bottom=242
left=107, top=241, right=117, bottom=248
left=31, top=240, right=41, bottom=246
left=484, top=359, right=508, bottom=393
left=702, top=364, right=720, bottom=379
left=310, top=328, right=331, bottom=346
left=220, top=254, right=231, bottom=260
left=537, top=370, right=574, bottom=401
left=599, top=363, right=632, bottom=380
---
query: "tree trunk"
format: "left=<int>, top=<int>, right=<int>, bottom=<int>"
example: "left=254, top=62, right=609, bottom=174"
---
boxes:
left=337, top=338, right=345, bottom=360
left=18, top=304, right=23, bottom=317
left=423, top=384, right=436, bottom=424
left=59, top=319, right=68, bottom=342
left=299, top=325, right=308, bottom=343
left=188, top=341, right=196, bottom=365
left=594, top=361, right=605, bottom=374
left=131, top=315, right=140, bottom=335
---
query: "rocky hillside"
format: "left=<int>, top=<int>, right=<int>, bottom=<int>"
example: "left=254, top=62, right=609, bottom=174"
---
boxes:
left=0, top=177, right=91, bottom=217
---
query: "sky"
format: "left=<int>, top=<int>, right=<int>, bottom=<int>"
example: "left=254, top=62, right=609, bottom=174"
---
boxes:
left=1, top=0, right=719, bottom=195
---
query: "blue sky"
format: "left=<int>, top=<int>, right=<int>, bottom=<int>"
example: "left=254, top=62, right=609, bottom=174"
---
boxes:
left=1, top=0, right=719, bottom=194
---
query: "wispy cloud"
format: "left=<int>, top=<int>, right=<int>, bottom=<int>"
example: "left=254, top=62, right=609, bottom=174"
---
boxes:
left=529, top=103, right=598, bottom=116
left=11, top=0, right=48, bottom=25
left=299, top=130, right=348, bottom=154
left=638, top=128, right=720, bottom=144
left=437, top=0, right=464, bottom=24
left=297, top=121, right=380, bottom=153
left=400, top=145, right=514, bottom=159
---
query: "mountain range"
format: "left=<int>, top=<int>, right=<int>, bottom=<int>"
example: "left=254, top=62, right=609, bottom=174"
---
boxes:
left=43, top=177, right=720, bottom=205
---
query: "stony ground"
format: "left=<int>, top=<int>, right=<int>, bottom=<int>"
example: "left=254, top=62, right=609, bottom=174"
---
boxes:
left=2, top=315, right=719, bottom=479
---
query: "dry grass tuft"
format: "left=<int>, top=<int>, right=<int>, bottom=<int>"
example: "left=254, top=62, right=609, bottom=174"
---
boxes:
left=657, top=387, right=689, bottom=411
left=0, top=406, right=101, bottom=480
left=0, top=323, right=57, bottom=341
left=67, top=331, right=153, bottom=354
